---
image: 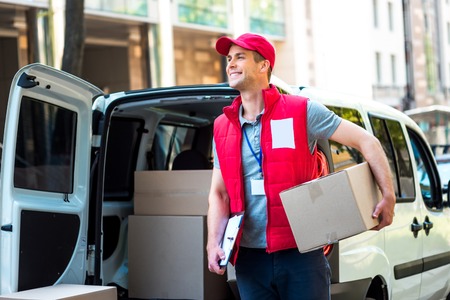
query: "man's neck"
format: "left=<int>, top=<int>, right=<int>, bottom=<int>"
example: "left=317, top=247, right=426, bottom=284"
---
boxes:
left=240, top=89, right=266, bottom=122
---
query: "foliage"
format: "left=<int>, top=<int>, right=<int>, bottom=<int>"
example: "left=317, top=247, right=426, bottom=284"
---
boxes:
left=178, top=0, right=228, bottom=29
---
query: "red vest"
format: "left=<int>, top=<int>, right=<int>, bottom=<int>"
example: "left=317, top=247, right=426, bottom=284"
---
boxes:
left=214, top=86, right=318, bottom=260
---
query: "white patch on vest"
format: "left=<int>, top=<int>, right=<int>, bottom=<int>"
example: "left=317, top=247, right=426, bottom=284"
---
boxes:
left=270, top=118, right=295, bottom=149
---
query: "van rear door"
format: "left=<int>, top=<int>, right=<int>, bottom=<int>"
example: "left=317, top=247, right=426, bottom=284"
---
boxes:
left=0, top=64, right=102, bottom=294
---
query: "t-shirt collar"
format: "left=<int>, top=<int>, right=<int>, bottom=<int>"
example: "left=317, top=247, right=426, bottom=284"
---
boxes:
left=239, top=104, right=264, bottom=127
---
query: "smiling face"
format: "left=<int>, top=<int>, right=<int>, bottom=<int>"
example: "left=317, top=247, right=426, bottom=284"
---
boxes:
left=226, top=44, right=269, bottom=92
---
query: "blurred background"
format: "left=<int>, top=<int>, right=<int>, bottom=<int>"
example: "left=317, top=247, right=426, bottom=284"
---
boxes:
left=0, top=0, right=449, bottom=146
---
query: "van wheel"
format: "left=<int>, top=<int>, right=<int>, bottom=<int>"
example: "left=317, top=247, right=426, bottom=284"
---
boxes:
left=365, top=276, right=388, bottom=300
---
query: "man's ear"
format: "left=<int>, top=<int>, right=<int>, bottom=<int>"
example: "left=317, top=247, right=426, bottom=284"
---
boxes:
left=260, top=60, right=270, bottom=72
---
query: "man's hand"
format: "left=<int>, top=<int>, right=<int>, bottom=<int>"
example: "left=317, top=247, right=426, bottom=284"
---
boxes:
left=207, top=245, right=226, bottom=275
left=372, top=194, right=395, bottom=230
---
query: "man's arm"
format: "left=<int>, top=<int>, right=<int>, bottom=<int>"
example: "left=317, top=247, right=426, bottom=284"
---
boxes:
left=206, top=167, right=231, bottom=274
left=329, top=119, right=395, bottom=230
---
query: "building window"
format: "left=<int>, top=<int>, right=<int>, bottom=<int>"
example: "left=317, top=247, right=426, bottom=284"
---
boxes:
left=388, top=2, right=393, bottom=31
left=85, top=0, right=148, bottom=17
left=447, top=22, right=450, bottom=44
left=424, top=35, right=437, bottom=93
left=373, top=0, right=379, bottom=28
left=249, top=0, right=285, bottom=37
left=177, top=0, right=228, bottom=29
left=375, top=52, right=382, bottom=84
left=391, top=54, right=397, bottom=84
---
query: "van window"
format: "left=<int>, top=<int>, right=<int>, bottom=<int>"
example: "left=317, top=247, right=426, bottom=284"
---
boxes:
left=327, top=106, right=365, bottom=170
left=328, top=106, right=365, bottom=128
left=369, top=116, right=415, bottom=200
left=104, top=117, right=145, bottom=201
left=14, top=96, right=76, bottom=193
left=408, top=128, right=442, bottom=209
left=151, top=124, right=196, bottom=170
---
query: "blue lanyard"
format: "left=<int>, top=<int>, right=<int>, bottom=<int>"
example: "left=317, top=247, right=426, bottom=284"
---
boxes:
left=242, top=127, right=262, bottom=174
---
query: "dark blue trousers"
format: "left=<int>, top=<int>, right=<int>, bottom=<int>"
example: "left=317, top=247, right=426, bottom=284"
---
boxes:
left=235, top=247, right=331, bottom=300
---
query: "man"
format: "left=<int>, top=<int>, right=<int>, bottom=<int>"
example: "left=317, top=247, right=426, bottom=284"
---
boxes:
left=206, top=33, right=395, bottom=300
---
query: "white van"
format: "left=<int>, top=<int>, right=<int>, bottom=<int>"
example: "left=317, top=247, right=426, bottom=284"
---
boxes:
left=0, top=63, right=449, bottom=300
left=296, top=87, right=450, bottom=300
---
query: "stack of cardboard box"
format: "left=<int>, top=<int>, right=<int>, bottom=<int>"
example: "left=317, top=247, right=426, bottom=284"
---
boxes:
left=129, top=170, right=230, bottom=300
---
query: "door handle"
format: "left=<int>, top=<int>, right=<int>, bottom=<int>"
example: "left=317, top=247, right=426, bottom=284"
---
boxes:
left=411, top=217, right=422, bottom=238
left=423, top=216, right=433, bottom=236
left=1, top=224, right=12, bottom=232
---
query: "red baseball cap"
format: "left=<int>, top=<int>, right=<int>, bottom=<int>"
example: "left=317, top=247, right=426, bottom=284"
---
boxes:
left=215, top=33, right=276, bottom=69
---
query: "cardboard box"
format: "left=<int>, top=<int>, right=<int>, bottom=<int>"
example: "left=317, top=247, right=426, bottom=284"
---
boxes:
left=128, top=215, right=230, bottom=300
left=0, top=284, right=116, bottom=300
left=134, top=170, right=212, bottom=216
left=280, top=162, right=381, bottom=252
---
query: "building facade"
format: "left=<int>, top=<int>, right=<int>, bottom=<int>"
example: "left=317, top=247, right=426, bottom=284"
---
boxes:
left=0, top=0, right=449, bottom=137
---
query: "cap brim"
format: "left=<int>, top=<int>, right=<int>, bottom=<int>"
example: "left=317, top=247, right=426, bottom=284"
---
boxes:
left=215, top=36, right=235, bottom=56
left=215, top=36, right=254, bottom=56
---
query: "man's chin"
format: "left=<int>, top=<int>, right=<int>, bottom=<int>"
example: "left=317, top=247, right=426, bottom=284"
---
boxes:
left=228, top=80, right=241, bottom=89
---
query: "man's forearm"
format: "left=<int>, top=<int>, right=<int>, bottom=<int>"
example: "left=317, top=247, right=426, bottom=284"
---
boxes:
left=207, top=192, right=230, bottom=249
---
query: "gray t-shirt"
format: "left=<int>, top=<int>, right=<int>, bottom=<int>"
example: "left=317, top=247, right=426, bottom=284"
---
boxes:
left=214, top=99, right=342, bottom=248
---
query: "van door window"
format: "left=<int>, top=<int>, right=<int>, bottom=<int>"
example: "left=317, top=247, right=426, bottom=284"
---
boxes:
left=326, top=106, right=365, bottom=170
left=369, top=116, right=415, bottom=201
left=14, top=96, right=76, bottom=193
left=408, top=128, right=442, bottom=210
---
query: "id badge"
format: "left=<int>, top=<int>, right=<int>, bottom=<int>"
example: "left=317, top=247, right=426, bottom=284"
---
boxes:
left=251, top=178, right=265, bottom=195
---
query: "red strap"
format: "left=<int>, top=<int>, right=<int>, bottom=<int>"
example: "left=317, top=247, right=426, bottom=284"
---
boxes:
left=317, top=150, right=330, bottom=177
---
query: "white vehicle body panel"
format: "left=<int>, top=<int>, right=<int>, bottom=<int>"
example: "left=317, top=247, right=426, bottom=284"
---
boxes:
left=0, top=64, right=101, bottom=293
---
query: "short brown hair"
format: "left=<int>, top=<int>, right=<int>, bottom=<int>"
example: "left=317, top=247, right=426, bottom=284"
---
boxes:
left=253, top=51, right=272, bottom=81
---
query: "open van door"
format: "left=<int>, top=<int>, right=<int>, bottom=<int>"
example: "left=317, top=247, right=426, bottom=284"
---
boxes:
left=0, top=64, right=102, bottom=294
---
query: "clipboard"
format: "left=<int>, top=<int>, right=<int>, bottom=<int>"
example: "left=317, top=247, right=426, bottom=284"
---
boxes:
left=219, top=212, right=244, bottom=267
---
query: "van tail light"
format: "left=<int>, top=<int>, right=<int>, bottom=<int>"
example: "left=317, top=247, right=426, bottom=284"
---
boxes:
left=323, top=244, right=333, bottom=256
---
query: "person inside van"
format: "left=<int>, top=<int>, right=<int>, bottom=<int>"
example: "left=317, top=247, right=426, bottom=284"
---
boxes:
left=206, top=33, right=395, bottom=299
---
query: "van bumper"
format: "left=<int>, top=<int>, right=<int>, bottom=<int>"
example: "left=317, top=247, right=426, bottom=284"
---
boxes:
left=331, top=278, right=372, bottom=300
